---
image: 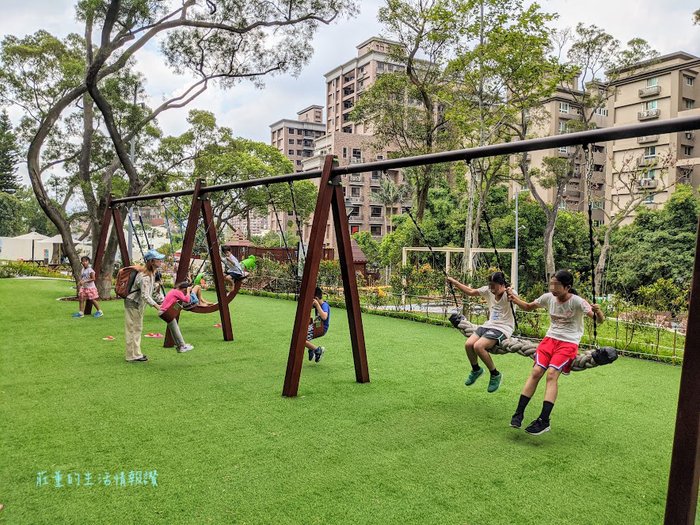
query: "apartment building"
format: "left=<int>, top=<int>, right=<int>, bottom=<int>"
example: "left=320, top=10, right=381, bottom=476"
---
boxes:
left=519, top=82, right=610, bottom=226
left=270, top=105, right=326, bottom=171
left=606, top=52, right=700, bottom=221
left=324, top=36, right=406, bottom=135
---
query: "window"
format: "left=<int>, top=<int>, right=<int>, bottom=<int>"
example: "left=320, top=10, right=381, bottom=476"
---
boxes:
left=558, top=121, right=568, bottom=134
left=644, top=146, right=656, bottom=158
left=288, top=149, right=294, bottom=155
left=592, top=145, right=605, bottom=153
left=297, top=139, right=302, bottom=145
left=370, top=206, right=382, bottom=218
left=684, top=98, right=695, bottom=109
left=370, top=225, right=382, bottom=236
left=350, top=225, right=360, bottom=234
left=558, top=200, right=567, bottom=209
left=644, top=194, right=655, bottom=204
left=593, top=164, right=604, bottom=172
left=342, top=147, right=347, bottom=158
left=559, top=102, right=570, bottom=114
left=288, top=128, right=295, bottom=134
left=296, top=150, right=302, bottom=156
left=595, top=107, right=608, bottom=117
left=646, top=77, right=659, bottom=87
left=643, top=100, right=658, bottom=111
left=288, top=139, right=294, bottom=144
left=351, top=186, right=361, bottom=197
left=682, top=145, right=694, bottom=156
left=296, top=160, right=301, bottom=165
left=349, top=206, right=360, bottom=217
left=593, top=220, right=604, bottom=227
left=558, top=146, right=568, bottom=154
left=685, top=75, right=695, bottom=86
left=352, top=148, right=362, bottom=159
left=592, top=200, right=604, bottom=209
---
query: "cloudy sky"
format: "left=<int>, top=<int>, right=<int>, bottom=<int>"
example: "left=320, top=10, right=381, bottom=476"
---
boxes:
left=1, top=0, right=698, bottom=145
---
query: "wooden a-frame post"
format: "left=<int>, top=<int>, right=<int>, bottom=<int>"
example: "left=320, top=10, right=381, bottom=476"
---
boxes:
left=282, top=155, right=369, bottom=397
left=164, top=179, right=234, bottom=347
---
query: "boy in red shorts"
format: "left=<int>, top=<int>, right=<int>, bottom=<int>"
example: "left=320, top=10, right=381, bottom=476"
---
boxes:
left=506, top=270, right=604, bottom=435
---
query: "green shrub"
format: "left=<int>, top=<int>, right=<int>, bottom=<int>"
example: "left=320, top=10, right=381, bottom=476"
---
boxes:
left=0, top=261, right=68, bottom=279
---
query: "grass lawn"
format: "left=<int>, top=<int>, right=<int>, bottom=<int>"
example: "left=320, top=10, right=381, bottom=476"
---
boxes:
left=0, top=279, right=691, bottom=524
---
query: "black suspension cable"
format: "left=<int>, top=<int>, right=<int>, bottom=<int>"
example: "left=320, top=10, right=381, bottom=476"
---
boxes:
left=287, top=181, right=307, bottom=259
left=402, top=206, right=460, bottom=308
left=583, top=143, right=599, bottom=345
left=136, top=206, right=152, bottom=250
left=127, top=207, right=145, bottom=259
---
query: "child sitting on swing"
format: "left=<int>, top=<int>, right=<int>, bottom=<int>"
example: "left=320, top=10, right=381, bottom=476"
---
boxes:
left=506, top=270, right=604, bottom=435
left=221, top=246, right=248, bottom=289
left=158, top=281, right=195, bottom=353
left=190, top=273, right=213, bottom=307
left=305, top=286, right=330, bottom=363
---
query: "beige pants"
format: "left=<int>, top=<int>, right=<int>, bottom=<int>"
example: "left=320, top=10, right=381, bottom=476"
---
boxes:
left=124, top=299, right=146, bottom=361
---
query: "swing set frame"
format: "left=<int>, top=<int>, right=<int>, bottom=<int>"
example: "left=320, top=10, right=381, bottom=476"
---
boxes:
left=87, top=115, right=699, bottom=524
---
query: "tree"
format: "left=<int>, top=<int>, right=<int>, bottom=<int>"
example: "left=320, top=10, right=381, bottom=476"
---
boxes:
left=0, top=0, right=356, bottom=296
left=351, top=0, right=468, bottom=220
left=606, top=185, right=699, bottom=297
left=374, top=175, right=411, bottom=238
left=443, top=0, right=561, bottom=265
left=0, top=110, right=20, bottom=193
left=592, top=149, right=675, bottom=295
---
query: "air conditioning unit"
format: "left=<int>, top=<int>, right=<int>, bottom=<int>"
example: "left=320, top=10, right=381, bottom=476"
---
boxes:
left=639, top=178, right=658, bottom=188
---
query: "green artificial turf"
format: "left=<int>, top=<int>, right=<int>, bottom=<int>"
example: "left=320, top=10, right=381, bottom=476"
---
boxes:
left=0, top=279, right=690, bottom=524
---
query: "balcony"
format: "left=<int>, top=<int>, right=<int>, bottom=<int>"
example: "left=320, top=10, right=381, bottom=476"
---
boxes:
left=349, top=157, right=364, bottom=164
left=638, top=85, right=661, bottom=98
left=370, top=176, right=382, bottom=187
left=638, top=178, right=659, bottom=189
left=564, top=189, right=582, bottom=199
left=369, top=215, right=384, bottom=223
left=638, top=109, right=661, bottom=121
left=637, top=135, right=659, bottom=144
left=347, top=195, right=364, bottom=204
left=348, top=212, right=364, bottom=221
left=349, top=174, right=364, bottom=183
left=637, top=156, right=657, bottom=167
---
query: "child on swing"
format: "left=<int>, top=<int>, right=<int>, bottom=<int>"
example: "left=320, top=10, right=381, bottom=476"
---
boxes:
left=305, top=286, right=330, bottom=363
left=221, top=246, right=248, bottom=289
left=506, top=270, right=604, bottom=435
left=190, top=273, right=213, bottom=307
left=158, top=281, right=195, bottom=353
left=446, top=271, right=512, bottom=393
left=73, top=256, right=104, bottom=318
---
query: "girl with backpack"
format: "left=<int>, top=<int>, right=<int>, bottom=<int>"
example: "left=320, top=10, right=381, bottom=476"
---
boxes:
left=123, top=249, right=165, bottom=363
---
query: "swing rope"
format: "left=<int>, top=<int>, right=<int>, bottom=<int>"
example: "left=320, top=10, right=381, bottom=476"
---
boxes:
left=402, top=206, right=460, bottom=308
left=266, top=184, right=299, bottom=297
left=136, top=206, right=152, bottom=250
left=287, top=181, right=307, bottom=259
left=127, top=207, right=145, bottom=259
left=583, top=143, right=599, bottom=346
left=467, top=161, right=520, bottom=334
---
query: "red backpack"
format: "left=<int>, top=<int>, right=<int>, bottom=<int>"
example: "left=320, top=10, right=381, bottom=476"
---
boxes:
left=115, top=266, right=140, bottom=298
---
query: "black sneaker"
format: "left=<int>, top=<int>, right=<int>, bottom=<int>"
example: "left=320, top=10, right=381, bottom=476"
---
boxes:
left=308, top=348, right=314, bottom=361
left=525, top=418, right=551, bottom=436
left=510, top=413, right=524, bottom=429
left=314, top=346, right=325, bottom=363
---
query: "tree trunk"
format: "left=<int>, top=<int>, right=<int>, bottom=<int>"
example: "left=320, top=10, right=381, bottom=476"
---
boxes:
left=594, top=227, right=612, bottom=297
left=246, top=210, right=252, bottom=240
left=543, top=211, right=556, bottom=279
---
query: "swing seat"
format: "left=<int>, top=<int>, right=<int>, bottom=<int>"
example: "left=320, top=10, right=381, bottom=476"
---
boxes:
left=448, top=313, right=618, bottom=372
left=310, top=316, right=326, bottom=339
left=185, top=279, right=243, bottom=314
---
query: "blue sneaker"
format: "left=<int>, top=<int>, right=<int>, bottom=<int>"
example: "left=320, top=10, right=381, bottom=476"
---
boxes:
left=72, top=312, right=84, bottom=318
left=314, top=347, right=325, bottom=363
left=93, top=311, right=104, bottom=318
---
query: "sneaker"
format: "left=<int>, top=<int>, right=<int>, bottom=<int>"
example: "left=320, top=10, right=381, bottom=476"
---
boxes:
left=177, top=344, right=194, bottom=353
left=464, top=367, right=484, bottom=386
left=314, top=346, right=325, bottom=363
left=510, top=413, right=524, bottom=429
left=525, top=418, right=551, bottom=436
left=93, top=311, right=104, bottom=318
left=308, top=348, right=315, bottom=361
left=129, top=355, right=148, bottom=362
left=487, top=372, right=502, bottom=393
left=72, top=312, right=84, bottom=318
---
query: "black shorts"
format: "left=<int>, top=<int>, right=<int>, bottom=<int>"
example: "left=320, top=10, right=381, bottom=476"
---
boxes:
left=475, top=326, right=507, bottom=343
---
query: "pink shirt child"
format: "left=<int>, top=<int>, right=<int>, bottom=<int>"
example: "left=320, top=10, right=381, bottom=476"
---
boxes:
left=160, top=288, right=190, bottom=312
